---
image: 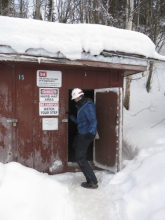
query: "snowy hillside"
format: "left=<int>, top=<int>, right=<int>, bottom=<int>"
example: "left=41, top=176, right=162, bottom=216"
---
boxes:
left=116, top=60, right=165, bottom=220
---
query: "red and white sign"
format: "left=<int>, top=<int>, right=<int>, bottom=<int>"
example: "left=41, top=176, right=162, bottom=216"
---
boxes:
left=39, top=102, right=59, bottom=116
left=37, top=70, right=62, bottom=87
left=39, top=88, right=59, bottom=102
left=39, top=71, right=47, bottom=77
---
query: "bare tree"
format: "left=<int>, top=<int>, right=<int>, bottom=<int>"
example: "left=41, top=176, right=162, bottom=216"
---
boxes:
left=124, top=0, right=134, bottom=110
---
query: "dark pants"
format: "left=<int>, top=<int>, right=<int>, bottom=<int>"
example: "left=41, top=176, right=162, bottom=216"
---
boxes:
left=72, top=134, right=98, bottom=184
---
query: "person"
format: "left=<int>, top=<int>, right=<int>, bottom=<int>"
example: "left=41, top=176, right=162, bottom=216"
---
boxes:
left=70, top=88, right=98, bottom=189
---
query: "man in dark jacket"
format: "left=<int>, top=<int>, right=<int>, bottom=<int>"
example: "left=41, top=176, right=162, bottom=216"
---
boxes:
left=70, top=88, right=98, bottom=189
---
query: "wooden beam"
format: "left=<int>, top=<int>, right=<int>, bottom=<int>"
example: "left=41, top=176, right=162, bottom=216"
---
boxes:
left=77, top=60, right=147, bottom=75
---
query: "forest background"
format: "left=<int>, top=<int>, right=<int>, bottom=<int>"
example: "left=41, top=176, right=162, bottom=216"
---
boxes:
left=0, top=0, right=165, bottom=109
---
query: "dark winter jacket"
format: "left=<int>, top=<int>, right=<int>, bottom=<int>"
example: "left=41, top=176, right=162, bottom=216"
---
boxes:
left=70, top=99, right=97, bottom=135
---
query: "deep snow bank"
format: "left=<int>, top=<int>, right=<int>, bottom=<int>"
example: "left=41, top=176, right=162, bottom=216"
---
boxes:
left=111, top=148, right=165, bottom=220
left=117, top=63, right=165, bottom=220
left=123, top=67, right=165, bottom=157
left=0, top=162, right=74, bottom=220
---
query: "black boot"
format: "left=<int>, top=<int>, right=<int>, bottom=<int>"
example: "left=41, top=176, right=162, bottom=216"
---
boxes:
left=81, top=182, right=98, bottom=189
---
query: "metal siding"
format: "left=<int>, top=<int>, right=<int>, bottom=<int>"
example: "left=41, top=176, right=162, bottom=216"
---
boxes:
left=67, top=70, right=83, bottom=88
left=98, top=72, right=110, bottom=88
left=82, top=71, right=97, bottom=89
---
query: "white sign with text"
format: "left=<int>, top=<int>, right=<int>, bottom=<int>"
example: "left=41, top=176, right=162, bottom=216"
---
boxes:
left=37, top=70, right=62, bottom=87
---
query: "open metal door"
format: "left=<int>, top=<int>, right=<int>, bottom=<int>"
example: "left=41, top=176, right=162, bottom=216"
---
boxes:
left=94, top=88, right=122, bottom=173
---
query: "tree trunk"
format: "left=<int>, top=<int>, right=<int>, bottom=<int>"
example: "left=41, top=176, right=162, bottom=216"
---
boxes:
left=80, top=0, right=83, bottom=23
left=137, top=0, right=140, bottom=31
left=146, top=0, right=160, bottom=93
left=49, top=0, right=54, bottom=22
left=125, top=0, right=129, bottom=28
left=0, top=0, right=2, bottom=15
left=124, top=0, right=134, bottom=110
left=126, top=0, right=134, bottom=30
left=93, top=0, right=99, bottom=24
left=20, top=0, right=23, bottom=18
left=85, top=0, right=89, bottom=23
left=44, top=0, right=47, bottom=20
left=35, top=0, right=41, bottom=20
left=68, top=0, right=72, bottom=23
left=105, top=0, right=110, bottom=26
left=8, top=0, right=10, bottom=16
left=146, top=62, right=154, bottom=93
left=124, top=76, right=131, bottom=110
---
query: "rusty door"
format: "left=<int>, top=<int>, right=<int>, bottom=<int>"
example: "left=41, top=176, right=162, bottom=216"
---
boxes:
left=0, top=65, right=35, bottom=166
left=15, top=66, right=35, bottom=168
left=0, top=65, right=15, bottom=163
left=94, top=88, right=122, bottom=173
left=0, top=65, right=67, bottom=173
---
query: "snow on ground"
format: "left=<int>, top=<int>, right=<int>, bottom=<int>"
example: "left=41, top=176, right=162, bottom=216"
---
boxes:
left=0, top=162, right=75, bottom=220
left=0, top=162, right=120, bottom=220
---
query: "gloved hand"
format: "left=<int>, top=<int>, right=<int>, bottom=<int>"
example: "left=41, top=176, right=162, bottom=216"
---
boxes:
left=86, top=133, right=95, bottom=140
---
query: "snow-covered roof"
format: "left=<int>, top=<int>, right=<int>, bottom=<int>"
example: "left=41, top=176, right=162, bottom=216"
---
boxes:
left=0, top=16, right=165, bottom=62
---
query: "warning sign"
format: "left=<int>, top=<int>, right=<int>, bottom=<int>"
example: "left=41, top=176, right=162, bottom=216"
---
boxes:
left=37, top=70, right=62, bottom=87
left=39, top=88, right=59, bottom=102
left=39, top=102, right=59, bottom=116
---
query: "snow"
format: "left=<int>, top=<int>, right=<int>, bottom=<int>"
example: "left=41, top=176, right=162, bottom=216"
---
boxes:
left=49, top=158, right=63, bottom=173
left=0, top=16, right=165, bottom=61
left=0, top=162, right=75, bottom=220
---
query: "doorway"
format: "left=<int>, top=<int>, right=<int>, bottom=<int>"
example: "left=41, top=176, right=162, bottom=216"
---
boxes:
left=68, top=89, right=94, bottom=162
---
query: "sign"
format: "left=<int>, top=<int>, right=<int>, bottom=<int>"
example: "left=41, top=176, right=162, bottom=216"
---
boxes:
left=39, top=88, right=59, bottom=102
left=42, top=118, right=58, bottom=130
left=39, top=102, right=59, bottom=116
left=37, top=70, right=62, bottom=87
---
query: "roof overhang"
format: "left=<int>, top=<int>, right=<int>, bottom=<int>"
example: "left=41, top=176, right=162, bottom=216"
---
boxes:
left=0, top=52, right=148, bottom=76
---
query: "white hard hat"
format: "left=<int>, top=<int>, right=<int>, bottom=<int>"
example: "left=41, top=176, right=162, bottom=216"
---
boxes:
left=71, top=88, right=84, bottom=100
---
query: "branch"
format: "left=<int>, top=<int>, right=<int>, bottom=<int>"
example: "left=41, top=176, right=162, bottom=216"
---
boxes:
left=151, top=118, right=165, bottom=128
left=132, top=103, right=156, bottom=116
left=124, top=72, right=148, bottom=80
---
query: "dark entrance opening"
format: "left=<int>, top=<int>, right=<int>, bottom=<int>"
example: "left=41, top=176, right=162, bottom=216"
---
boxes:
left=68, top=89, right=94, bottom=162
